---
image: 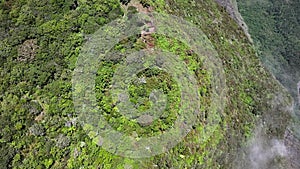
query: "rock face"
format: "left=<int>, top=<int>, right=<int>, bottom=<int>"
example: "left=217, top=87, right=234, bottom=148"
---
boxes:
left=284, top=127, right=300, bottom=169
left=285, top=81, right=300, bottom=169
left=297, top=81, right=300, bottom=104
left=214, top=0, right=252, bottom=42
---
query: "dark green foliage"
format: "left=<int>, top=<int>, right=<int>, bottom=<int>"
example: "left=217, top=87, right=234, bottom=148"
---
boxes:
left=0, top=145, right=15, bottom=169
left=237, top=0, right=300, bottom=99
left=0, top=0, right=123, bottom=168
left=0, top=0, right=292, bottom=168
left=139, top=0, right=151, bottom=8
left=120, top=0, right=131, bottom=5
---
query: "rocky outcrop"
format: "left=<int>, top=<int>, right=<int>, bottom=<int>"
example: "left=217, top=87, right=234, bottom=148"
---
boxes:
left=284, top=127, right=300, bottom=169
left=297, top=81, right=300, bottom=104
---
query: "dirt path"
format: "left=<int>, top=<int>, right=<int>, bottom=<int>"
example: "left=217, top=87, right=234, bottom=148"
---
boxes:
left=123, top=0, right=156, bottom=49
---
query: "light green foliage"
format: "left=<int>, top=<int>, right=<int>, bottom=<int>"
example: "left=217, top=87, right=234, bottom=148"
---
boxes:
left=0, top=0, right=291, bottom=168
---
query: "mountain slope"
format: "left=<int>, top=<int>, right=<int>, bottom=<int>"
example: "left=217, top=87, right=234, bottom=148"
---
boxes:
left=0, top=0, right=293, bottom=168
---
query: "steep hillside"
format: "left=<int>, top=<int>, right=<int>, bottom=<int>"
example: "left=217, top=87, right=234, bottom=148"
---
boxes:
left=214, top=0, right=251, bottom=42
left=0, top=0, right=293, bottom=168
left=235, top=1, right=300, bottom=168
left=236, top=0, right=300, bottom=102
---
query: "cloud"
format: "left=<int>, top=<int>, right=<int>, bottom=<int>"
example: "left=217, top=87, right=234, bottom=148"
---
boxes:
left=235, top=124, right=289, bottom=169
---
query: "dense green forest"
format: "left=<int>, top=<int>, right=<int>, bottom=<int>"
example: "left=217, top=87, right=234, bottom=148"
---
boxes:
left=0, top=0, right=293, bottom=168
left=237, top=0, right=300, bottom=100
left=236, top=1, right=300, bottom=168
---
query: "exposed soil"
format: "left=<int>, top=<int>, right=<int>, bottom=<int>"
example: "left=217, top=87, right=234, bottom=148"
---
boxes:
left=127, top=0, right=156, bottom=49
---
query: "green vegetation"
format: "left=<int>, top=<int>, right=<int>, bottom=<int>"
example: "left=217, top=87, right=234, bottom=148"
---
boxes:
left=95, top=61, right=181, bottom=137
left=237, top=0, right=300, bottom=99
left=0, top=0, right=292, bottom=168
left=236, top=1, right=299, bottom=167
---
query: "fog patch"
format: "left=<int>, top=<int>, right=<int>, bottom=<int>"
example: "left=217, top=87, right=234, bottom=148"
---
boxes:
left=235, top=124, right=289, bottom=169
left=248, top=129, right=287, bottom=169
